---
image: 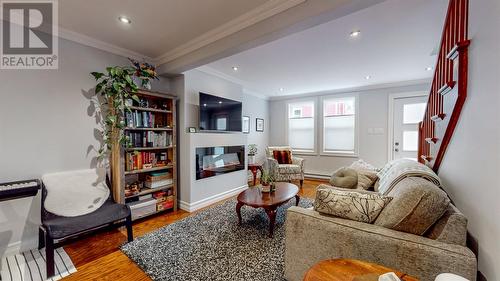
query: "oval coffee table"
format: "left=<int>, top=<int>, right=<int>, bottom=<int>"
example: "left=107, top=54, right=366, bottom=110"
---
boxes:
left=303, top=259, right=419, bottom=281
left=236, top=182, right=299, bottom=237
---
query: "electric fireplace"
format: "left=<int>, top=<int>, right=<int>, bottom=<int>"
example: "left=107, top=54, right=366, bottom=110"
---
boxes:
left=195, top=145, right=245, bottom=180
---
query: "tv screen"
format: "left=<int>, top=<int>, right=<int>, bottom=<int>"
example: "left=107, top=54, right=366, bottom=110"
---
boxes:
left=199, top=92, right=242, bottom=132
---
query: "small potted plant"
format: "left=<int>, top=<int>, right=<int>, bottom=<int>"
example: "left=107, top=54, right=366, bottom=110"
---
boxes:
left=260, top=170, right=274, bottom=192
left=248, top=144, right=258, bottom=164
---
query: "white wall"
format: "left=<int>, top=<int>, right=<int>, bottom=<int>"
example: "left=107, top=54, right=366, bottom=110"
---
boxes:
left=175, top=69, right=269, bottom=210
left=0, top=38, right=169, bottom=256
left=438, top=0, right=500, bottom=280
left=269, top=83, right=429, bottom=175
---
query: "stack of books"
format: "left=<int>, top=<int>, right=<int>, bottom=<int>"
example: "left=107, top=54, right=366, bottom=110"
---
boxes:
left=145, top=172, right=173, bottom=188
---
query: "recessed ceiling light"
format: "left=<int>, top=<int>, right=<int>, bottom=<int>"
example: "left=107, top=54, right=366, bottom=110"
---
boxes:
left=279, top=88, right=284, bottom=92
left=232, top=66, right=238, bottom=71
left=365, top=75, right=371, bottom=80
left=350, top=30, right=361, bottom=38
left=426, top=67, right=433, bottom=71
left=203, top=103, right=207, bottom=107
left=218, top=101, right=222, bottom=104
left=118, top=16, right=131, bottom=24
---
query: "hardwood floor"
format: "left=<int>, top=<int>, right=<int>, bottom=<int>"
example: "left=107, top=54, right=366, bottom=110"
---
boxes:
left=62, top=178, right=327, bottom=281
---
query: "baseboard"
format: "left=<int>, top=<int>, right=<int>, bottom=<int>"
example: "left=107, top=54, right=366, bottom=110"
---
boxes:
left=4, top=238, right=38, bottom=257
left=304, top=172, right=330, bottom=180
left=179, top=184, right=248, bottom=212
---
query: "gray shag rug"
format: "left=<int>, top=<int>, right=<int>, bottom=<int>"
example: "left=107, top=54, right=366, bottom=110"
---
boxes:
left=121, top=197, right=313, bottom=281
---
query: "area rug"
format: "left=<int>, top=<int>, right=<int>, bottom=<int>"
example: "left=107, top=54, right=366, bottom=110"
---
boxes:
left=1, top=248, right=76, bottom=281
left=122, top=197, right=313, bottom=281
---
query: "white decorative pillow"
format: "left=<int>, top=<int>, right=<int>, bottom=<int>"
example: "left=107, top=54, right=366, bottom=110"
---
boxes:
left=350, top=159, right=378, bottom=172
left=314, top=186, right=392, bottom=223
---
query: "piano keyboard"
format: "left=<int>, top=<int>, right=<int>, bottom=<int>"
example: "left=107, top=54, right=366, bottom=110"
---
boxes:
left=0, top=180, right=40, bottom=202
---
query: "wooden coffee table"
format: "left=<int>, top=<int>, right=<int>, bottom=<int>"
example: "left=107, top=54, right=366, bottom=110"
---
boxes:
left=236, top=182, right=299, bottom=237
left=303, top=259, right=419, bottom=281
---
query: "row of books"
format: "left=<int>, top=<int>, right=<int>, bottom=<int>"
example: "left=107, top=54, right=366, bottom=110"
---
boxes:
left=126, top=131, right=172, bottom=148
left=125, top=152, right=169, bottom=171
left=126, top=110, right=162, bottom=128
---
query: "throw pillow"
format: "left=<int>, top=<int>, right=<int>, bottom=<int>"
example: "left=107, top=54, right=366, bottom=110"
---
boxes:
left=349, top=159, right=378, bottom=171
left=356, top=169, right=378, bottom=190
left=374, top=177, right=450, bottom=235
left=273, top=150, right=292, bottom=164
left=314, top=185, right=392, bottom=223
left=272, top=150, right=292, bottom=164
left=329, top=167, right=358, bottom=189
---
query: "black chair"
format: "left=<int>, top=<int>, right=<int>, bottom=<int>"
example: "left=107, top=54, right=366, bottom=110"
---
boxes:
left=38, top=175, right=133, bottom=278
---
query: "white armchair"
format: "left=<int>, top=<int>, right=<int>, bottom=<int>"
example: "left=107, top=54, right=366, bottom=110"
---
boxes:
left=266, top=146, right=305, bottom=188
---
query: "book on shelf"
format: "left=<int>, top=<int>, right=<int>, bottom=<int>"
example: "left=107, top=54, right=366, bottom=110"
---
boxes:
left=126, top=110, right=160, bottom=128
left=126, top=131, right=172, bottom=147
left=144, top=179, right=173, bottom=188
left=125, top=151, right=169, bottom=171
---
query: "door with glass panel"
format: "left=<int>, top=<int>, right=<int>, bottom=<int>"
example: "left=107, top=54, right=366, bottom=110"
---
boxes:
left=392, top=96, right=427, bottom=161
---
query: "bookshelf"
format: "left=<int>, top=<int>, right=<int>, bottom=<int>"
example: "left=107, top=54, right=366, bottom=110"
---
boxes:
left=115, top=89, right=177, bottom=221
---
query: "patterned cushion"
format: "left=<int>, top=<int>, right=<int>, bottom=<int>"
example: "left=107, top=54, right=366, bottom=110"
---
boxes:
left=314, top=185, right=392, bottom=223
left=374, top=177, right=450, bottom=235
left=349, top=159, right=378, bottom=171
left=329, top=167, right=358, bottom=189
left=273, top=150, right=292, bottom=164
left=356, top=169, right=378, bottom=190
left=278, top=164, right=301, bottom=174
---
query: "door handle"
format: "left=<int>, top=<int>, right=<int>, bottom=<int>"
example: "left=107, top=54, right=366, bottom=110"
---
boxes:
left=394, top=148, right=399, bottom=152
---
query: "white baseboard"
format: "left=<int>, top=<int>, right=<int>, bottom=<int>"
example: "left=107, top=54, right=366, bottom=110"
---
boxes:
left=4, top=238, right=38, bottom=257
left=179, top=184, right=248, bottom=212
left=304, top=172, right=330, bottom=180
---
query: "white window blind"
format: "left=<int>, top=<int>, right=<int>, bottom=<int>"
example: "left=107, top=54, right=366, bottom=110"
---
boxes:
left=288, top=101, right=315, bottom=152
left=323, top=96, right=356, bottom=154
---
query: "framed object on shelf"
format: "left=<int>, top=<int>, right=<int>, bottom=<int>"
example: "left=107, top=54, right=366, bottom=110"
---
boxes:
left=256, top=118, right=264, bottom=132
left=188, top=127, right=197, bottom=133
left=242, top=116, right=250, bottom=133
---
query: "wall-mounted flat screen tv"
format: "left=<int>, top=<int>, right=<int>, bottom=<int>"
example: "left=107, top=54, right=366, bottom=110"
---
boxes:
left=199, top=92, right=242, bottom=132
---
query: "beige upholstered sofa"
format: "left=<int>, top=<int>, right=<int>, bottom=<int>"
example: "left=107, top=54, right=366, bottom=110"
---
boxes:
left=284, top=164, right=477, bottom=281
left=266, top=146, right=305, bottom=187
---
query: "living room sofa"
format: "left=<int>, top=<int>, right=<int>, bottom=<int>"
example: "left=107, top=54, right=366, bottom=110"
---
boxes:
left=284, top=164, right=477, bottom=281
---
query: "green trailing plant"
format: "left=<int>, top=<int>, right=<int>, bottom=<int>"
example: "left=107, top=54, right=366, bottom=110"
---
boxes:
left=91, top=61, right=158, bottom=158
left=248, top=144, right=258, bottom=156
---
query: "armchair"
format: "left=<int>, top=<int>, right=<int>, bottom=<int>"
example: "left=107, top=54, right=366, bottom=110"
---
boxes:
left=266, top=146, right=305, bottom=188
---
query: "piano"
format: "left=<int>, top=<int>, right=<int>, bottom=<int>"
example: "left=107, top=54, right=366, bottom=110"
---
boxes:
left=0, top=179, right=41, bottom=202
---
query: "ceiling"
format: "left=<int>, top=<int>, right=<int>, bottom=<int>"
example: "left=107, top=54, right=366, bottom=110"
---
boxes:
left=59, top=0, right=268, bottom=59
left=200, top=0, right=448, bottom=97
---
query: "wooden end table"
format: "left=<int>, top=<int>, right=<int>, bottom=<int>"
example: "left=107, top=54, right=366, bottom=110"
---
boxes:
left=303, top=259, right=419, bottom=281
left=236, top=182, right=299, bottom=237
left=247, top=163, right=263, bottom=186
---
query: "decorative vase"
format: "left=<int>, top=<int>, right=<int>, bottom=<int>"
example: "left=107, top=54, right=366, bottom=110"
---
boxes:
left=248, top=155, right=255, bottom=164
left=261, top=183, right=271, bottom=192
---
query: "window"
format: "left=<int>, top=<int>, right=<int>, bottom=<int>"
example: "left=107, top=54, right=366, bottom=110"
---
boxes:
left=403, top=103, right=426, bottom=124
left=288, top=101, right=315, bottom=152
left=323, top=96, right=357, bottom=154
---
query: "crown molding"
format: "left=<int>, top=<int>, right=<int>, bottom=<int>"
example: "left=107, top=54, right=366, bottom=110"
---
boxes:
left=58, top=27, right=153, bottom=61
left=268, top=79, right=432, bottom=101
left=196, top=65, right=270, bottom=100
left=155, top=0, right=307, bottom=65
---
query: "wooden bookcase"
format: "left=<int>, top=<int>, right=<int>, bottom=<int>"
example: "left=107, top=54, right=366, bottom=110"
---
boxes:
left=115, top=89, right=178, bottom=221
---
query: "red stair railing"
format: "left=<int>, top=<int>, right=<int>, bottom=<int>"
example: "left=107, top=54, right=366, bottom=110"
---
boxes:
left=418, top=0, right=470, bottom=172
